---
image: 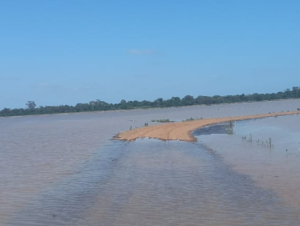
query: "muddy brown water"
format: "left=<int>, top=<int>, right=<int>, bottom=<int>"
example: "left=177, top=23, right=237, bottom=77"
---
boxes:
left=1, top=99, right=300, bottom=225
left=198, top=114, right=300, bottom=210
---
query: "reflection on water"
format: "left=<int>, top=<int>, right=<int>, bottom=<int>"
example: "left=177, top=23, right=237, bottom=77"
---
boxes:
left=1, top=99, right=300, bottom=225
left=193, top=123, right=233, bottom=136
left=198, top=114, right=300, bottom=210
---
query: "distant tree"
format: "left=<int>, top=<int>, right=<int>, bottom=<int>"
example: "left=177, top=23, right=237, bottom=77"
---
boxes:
left=1, top=86, right=300, bottom=118
left=89, top=101, right=97, bottom=109
left=195, top=96, right=206, bottom=105
left=119, top=99, right=128, bottom=109
left=154, top=98, right=164, bottom=107
left=26, top=101, right=36, bottom=110
left=167, top=97, right=181, bottom=106
left=182, top=95, right=195, bottom=105
left=1, top=108, right=11, bottom=117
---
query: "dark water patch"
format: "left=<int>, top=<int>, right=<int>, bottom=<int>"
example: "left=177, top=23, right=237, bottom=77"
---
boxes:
left=193, top=123, right=232, bottom=136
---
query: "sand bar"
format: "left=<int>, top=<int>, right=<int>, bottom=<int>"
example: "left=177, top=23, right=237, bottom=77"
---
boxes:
left=114, top=111, right=300, bottom=142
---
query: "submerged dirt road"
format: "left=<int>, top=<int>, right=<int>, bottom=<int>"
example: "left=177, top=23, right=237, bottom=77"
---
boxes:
left=115, top=111, right=300, bottom=142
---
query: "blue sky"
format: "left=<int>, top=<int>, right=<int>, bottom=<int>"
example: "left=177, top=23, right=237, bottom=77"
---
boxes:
left=0, top=0, right=299, bottom=109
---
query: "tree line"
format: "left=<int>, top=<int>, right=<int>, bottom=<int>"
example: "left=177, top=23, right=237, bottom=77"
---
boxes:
left=1, top=87, right=300, bottom=117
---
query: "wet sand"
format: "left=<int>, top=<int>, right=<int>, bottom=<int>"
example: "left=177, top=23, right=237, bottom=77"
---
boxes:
left=115, top=111, right=300, bottom=142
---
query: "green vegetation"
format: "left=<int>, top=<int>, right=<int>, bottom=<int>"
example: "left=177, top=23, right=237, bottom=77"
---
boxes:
left=151, top=119, right=174, bottom=123
left=182, top=117, right=195, bottom=122
left=1, top=87, right=300, bottom=117
left=227, top=121, right=234, bottom=135
left=242, top=134, right=274, bottom=149
left=182, top=117, right=203, bottom=122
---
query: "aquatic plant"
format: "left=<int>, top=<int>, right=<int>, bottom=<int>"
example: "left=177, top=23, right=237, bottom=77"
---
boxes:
left=248, top=133, right=253, bottom=142
left=151, top=119, right=174, bottom=123
left=182, top=117, right=202, bottom=122
left=242, top=134, right=274, bottom=150
left=227, top=121, right=234, bottom=135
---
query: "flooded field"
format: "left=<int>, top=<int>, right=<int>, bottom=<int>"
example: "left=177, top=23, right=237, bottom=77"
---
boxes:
left=198, top=114, right=300, bottom=210
left=1, top=99, right=300, bottom=226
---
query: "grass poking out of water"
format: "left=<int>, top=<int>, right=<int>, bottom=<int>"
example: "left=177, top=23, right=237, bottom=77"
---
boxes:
left=151, top=119, right=174, bottom=123
left=182, top=117, right=203, bottom=122
left=242, top=134, right=275, bottom=150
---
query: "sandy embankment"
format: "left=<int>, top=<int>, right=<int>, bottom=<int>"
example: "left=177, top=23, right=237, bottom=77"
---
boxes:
left=114, top=111, right=300, bottom=142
